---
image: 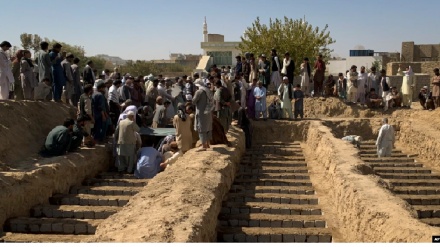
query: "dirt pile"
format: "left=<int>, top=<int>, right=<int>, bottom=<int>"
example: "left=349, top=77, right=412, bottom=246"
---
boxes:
left=0, top=101, right=76, bottom=168
left=302, top=121, right=436, bottom=242
left=91, top=127, right=245, bottom=242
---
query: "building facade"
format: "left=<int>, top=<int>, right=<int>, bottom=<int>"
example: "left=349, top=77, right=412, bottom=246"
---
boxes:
left=402, top=41, right=440, bottom=62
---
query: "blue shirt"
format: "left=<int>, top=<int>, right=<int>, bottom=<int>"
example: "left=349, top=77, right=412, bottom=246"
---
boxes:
left=134, top=147, right=163, bottom=179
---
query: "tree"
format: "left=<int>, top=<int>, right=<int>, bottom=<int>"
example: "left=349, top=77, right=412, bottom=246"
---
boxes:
left=371, top=60, right=382, bottom=71
left=239, top=16, right=335, bottom=75
left=20, top=33, right=33, bottom=50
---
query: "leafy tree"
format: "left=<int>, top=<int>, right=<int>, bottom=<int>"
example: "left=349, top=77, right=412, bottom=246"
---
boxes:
left=239, top=16, right=335, bottom=75
left=371, top=60, right=382, bottom=71
left=20, top=33, right=33, bottom=50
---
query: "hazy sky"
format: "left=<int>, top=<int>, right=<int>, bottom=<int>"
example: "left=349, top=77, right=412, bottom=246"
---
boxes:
left=3, top=0, right=439, bottom=60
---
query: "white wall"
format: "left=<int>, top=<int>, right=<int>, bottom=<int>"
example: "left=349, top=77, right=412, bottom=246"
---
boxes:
left=328, top=56, right=381, bottom=75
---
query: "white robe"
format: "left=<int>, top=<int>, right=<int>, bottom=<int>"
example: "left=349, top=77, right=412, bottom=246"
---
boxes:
left=376, top=124, right=395, bottom=157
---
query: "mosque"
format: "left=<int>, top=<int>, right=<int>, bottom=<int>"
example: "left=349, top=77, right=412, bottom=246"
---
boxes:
left=195, top=17, right=241, bottom=75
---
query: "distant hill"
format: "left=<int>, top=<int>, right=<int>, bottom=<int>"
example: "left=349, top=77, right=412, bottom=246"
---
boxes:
left=95, top=54, right=127, bottom=65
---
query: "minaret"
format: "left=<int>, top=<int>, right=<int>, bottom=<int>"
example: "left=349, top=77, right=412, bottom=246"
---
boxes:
left=203, top=16, right=208, bottom=42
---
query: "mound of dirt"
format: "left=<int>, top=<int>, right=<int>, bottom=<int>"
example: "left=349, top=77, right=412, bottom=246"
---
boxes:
left=266, top=95, right=419, bottom=119
left=0, top=101, right=76, bottom=168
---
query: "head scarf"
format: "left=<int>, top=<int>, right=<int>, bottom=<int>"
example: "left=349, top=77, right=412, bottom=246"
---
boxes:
left=406, top=66, right=414, bottom=76
left=118, top=105, right=137, bottom=124
left=12, top=50, right=24, bottom=64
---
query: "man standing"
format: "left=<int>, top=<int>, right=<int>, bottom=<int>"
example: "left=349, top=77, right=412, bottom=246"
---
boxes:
left=78, top=84, right=95, bottom=146
left=61, top=53, right=74, bottom=105
left=242, top=56, right=250, bottom=83
left=71, top=57, right=82, bottom=106
left=192, top=79, right=214, bottom=151
left=254, top=80, right=267, bottom=120
left=40, top=118, right=74, bottom=157
left=347, top=65, right=358, bottom=104
left=270, top=49, right=282, bottom=93
left=214, top=80, right=232, bottom=133
left=313, top=54, right=326, bottom=96
left=0, top=41, right=13, bottom=100
left=108, top=79, right=122, bottom=126
left=278, top=76, right=293, bottom=119
left=356, top=66, right=368, bottom=106
left=146, top=79, right=159, bottom=110
left=281, top=52, right=295, bottom=98
left=92, top=81, right=109, bottom=143
left=115, top=111, right=140, bottom=174
left=376, top=118, right=395, bottom=158
left=368, top=66, right=379, bottom=94
left=49, top=43, right=65, bottom=102
left=235, top=56, right=242, bottom=76
left=431, top=68, right=440, bottom=108
left=35, top=41, right=53, bottom=100
left=83, top=60, right=95, bottom=85
left=258, top=54, right=271, bottom=89
left=293, top=84, right=305, bottom=120
left=379, top=69, right=390, bottom=110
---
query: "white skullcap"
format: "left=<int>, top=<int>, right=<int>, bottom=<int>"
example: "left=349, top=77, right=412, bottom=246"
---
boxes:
left=127, top=111, right=135, bottom=116
left=283, top=76, right=288, bottom=80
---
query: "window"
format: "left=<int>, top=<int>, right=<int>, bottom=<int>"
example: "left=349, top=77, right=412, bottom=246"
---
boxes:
left=207, top=51, right=232, bottom=66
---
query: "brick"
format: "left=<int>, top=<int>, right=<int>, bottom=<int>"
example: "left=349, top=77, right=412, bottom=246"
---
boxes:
left=231, top=208, right=240, bottom=214
left=83, top=211, right=95, bottom=219
left=222, top=234, right=234, bottom=242
left=272, top=197, right=281, bottom=204
left=304, top=221, right=315, bottom=228
left=87, top=224, right=97, bottom=234
left=74, top=211, right=84, bottom=219
left=40, top=223, right=51, bottom=233
left=63, top=210, right=74, bottom=218
left=282, top=220, right=292, bottom=228
left=98, top=199, right=109, bottom=206
left=52, top=209, right=63, bottom=218
left=238, top=220, right=248, bottom=227
left=433, top=210, right=440, bottom=217
left=260, top=220, right=271, bottom=227
left=42, top=207, right=53, bottom=217
left=61, top=198, right=71, bottom=205
left=89, top=199, right=99, bottom=206
left=280, top=208, right=290, bottom=215
left=249, top=220, right=259, bottom=227
left=63, top=224, right=75, bottom=234
left=118, top=199, right=129, bottom=206
left=258, top=235, right=270, bottom=242
left=246, top=235, right=258, bottom=242
left=271, top=220, right=282, bottom=227
left=30, top=225, right=40, bottom=233
left=311, top=209, right=322, bottom=215
left=291, top=209, right=300, bottom=215
left=319, top=235, right=332, bottom=243
left=281, top=198, right=290, bottom=204
left=315, top=220, right=326, bottom=228
left=52, top=223, right=64, bottom=233
left=234, top=233, right=246, bottom=242
left=261, top=208, right=271, bottom=214
left=292, top=220, right=303, bottom=228
left=295, top=235, right=307, bottom=242
left=291, top=199, right=300, bottom=204
left=228, top=219, right=238, bottom=227
left=307, top=235, right=319, bottom=243
left=240, top=208, right=249, bottom=214
left=108, top=200, right=118, bottom=206
left=80, top=199, right=89, bottom=206
left=271, top=208, right=281, bottom=214
left=283, top=234, right=295, bottom=242
left=16, top=224, right=27, bottom=232
left=271, top=234, right=283, bottom=242
left=75, top=224, right=87, bottom=234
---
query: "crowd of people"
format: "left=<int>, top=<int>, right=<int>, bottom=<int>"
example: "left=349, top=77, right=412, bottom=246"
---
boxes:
left=2, top=39, right=440, bottom=178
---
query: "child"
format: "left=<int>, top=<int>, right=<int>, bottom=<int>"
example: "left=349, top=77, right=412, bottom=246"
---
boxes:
left=337, top=72, right=347, bottom=101
left=293, top=84, right=305, bottom=120
left=268, top=97, right=281, bottom=119
left=34, top=78, right=52, bottom=101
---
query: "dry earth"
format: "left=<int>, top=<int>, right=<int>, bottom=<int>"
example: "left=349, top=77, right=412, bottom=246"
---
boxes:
left=1, top=98, right=440, bottom=242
